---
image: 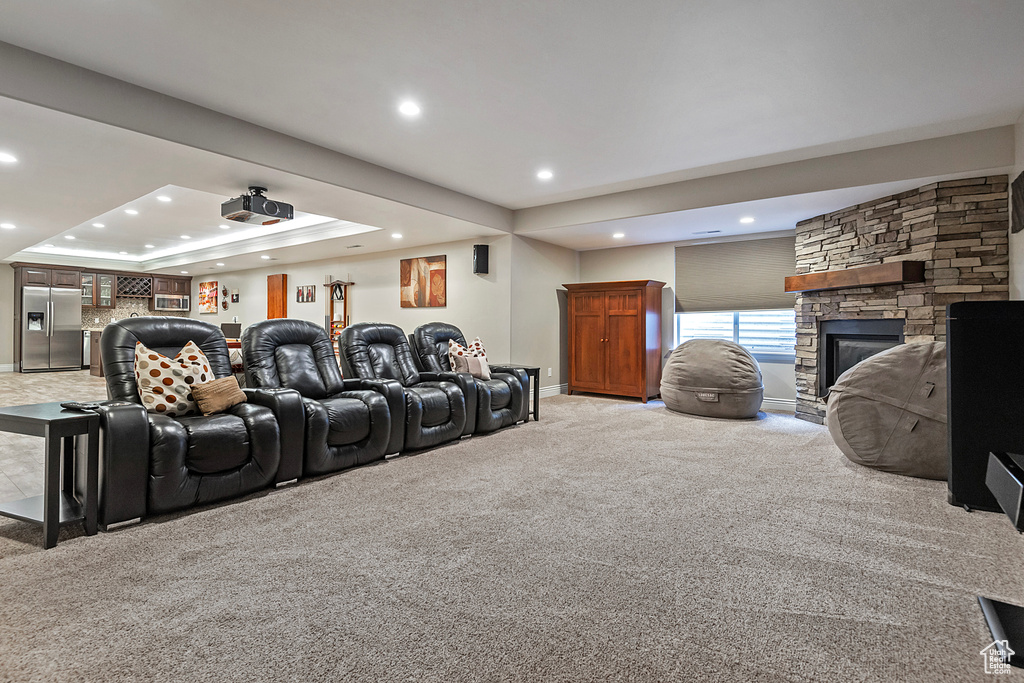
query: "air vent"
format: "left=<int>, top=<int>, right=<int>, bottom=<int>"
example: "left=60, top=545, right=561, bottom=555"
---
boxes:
left=693, top=230, right=722, bottom=236
left=347, top=244, right=363, bottom=249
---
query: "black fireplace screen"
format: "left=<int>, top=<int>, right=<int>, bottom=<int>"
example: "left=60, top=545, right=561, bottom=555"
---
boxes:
left=818, top=319, right=904, bottom=396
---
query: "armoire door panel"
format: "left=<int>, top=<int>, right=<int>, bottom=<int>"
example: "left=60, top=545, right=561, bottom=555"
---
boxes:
left=570, top=292, right=606, bottom=391
left=606, top=309, right=642, bottom=393
left=606, top=291, right=641, bottom=314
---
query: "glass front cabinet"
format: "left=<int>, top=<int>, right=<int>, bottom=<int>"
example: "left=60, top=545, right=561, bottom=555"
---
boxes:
left=81, top=273, right=94, bottom=306
left=81, top=273, right=115, bottom=308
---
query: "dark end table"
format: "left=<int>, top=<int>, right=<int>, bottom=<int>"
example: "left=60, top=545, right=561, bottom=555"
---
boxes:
left=0, top=403, right=99, bottom=549
left=507, top=365, right=541, bottom=421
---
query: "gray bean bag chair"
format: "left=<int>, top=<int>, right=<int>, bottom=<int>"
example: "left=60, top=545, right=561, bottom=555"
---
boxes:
left=661, top=339, right=763, bottom=419
left=826, top=341, right=947, bottom=480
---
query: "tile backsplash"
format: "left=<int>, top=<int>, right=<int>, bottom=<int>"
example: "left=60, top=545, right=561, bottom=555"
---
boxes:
left=82, top=298, right=187, bottom=329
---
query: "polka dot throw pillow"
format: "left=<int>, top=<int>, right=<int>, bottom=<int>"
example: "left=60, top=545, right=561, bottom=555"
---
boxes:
left=448, top=336, right=488, bottom=371
left=134, top=341, right=213, bottom=417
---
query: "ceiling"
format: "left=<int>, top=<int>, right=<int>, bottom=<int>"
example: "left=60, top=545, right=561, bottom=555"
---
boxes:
left=0, top=0, right=1022, bottom=269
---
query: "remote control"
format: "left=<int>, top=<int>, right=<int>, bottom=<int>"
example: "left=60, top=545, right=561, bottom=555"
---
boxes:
left=60, top=401, right=102, bottom=412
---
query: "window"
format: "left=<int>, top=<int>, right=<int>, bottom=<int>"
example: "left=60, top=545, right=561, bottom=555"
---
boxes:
left=674, top=309, right=796, bottom=359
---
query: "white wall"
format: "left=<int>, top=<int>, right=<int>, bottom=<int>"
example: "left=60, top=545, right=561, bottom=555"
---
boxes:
left=192, top=236, right=514, bottom=362
left=1009, top=112, right=1024, bottom=299
left=578, top=239, right=797, bottom=408
left=510, top=236, right=579, bottom=391
left=0, top=267, right=13, bottom=368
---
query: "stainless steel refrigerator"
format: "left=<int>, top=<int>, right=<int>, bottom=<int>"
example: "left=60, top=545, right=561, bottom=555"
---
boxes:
left=21, top=286, right=83, bottom=371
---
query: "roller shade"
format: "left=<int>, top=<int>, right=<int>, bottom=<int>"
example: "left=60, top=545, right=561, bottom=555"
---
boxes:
left=675, top=236, right=796, bottom=312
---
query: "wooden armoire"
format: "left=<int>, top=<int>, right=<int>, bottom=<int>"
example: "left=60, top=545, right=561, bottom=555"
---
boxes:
left=563, top=280, right=665, bottom=403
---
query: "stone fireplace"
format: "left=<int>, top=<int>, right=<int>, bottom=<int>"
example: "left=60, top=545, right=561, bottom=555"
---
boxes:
left=794, top=176, right=1009, bottom=423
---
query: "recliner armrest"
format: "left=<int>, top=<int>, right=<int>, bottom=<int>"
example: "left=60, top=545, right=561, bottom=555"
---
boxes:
left=489, top=366, right=530, bottom=422
left=95, top=400, right=150, bottom=527
left=243, top=387, right=305, bottom=483
left=351, top=378, right=406, bottom=454
left=418, top=371, right=476, bottom=435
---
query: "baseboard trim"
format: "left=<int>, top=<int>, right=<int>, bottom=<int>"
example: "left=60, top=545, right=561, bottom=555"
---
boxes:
left=0, top=364, right=14, bottom=373
left=539, top=383, right=567, bottom=398
left=762, top=398, right=796, bottom=413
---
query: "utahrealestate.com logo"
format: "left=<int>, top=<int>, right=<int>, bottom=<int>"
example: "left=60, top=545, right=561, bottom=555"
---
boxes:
left=980, top=640, right=1014, bottom=675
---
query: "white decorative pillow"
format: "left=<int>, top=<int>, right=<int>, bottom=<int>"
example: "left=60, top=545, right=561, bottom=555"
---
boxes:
left=448, top=336, right=488, bottom=371
left=134, top=341, right=213, bottom=417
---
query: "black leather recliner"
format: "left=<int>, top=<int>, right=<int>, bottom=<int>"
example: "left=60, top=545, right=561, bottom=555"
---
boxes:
left=338, top=323, right=469, bottom=452
left=411, top=322, right=529, bottom=433
left=95, top=317, right=305, bottom=527
left=241, top=319, right=394, bottom=474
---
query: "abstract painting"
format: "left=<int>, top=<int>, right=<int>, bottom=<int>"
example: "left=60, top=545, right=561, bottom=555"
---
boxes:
left=400, top=255, right=446, bottom=308
left=198, top=280, right=218, bottom=314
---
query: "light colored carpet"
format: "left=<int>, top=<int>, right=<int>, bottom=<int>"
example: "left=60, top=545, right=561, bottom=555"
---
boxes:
left=0, top=393, right=1021, bottom=682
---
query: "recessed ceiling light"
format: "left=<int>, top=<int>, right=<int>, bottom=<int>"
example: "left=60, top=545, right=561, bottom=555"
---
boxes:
left=65, top=235, right=76, bottom=240
left=144, top=244, right=155, bottom=248
left=216, top=262, right=225, bottom=267
left=612, top=232, right=625, bottom=239
left=180, top=271, right=189, bottom=274
left=0, top=152, right=17, bottom=164
left=536, top=169, right=554, bottom=180
left=156, top=196, right=171, bottom=202
left=260, top=255, right=271, bottom=260
left=219, top=224, right=231, bottom=230
left=125, top=209, right=138, bottom=215
left=92, top=223, right=105, bottom=228
left=391, top=233, right=403, bottom=239
left=398, top=100, right=421, bottom=117
left=739, top=216, right=755, bottom=224
left=180, top=235, right=191, bottom=240
left=119, top=251, right=128, bottom=255
left=0, top=223, right=15, bottom=230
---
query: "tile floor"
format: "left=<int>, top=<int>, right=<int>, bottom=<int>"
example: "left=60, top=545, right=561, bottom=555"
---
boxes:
left=0, top=370, right=108, bottom=504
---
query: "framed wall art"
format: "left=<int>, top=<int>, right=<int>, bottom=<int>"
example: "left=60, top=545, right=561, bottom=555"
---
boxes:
left=198, top=280, right=219, bottom=314
left=400, top=255, right=446, bottom=308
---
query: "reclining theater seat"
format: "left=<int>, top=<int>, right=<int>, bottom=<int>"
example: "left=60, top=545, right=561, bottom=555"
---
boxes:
left=412, top=322, right=529, bottom=433
left=96, top=317, right=304, bottom=527
left=338, top=323, right=469, bottom=452
left=242, top=319, right=393, bottom=473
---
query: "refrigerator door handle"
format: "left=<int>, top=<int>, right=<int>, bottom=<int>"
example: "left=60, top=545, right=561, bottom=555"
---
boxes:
left=48, top=300, right=54, bottom=337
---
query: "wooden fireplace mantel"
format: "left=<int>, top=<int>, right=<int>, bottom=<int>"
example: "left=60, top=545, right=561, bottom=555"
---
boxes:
left=784, top=261, right=925, bottom=293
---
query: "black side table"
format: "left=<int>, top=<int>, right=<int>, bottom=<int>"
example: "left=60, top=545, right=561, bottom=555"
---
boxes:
left=507, top=365, right=541, bottom=421
left=0, top=403, right=99, bottom=549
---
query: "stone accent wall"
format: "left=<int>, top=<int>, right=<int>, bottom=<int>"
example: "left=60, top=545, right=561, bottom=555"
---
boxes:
left=794, top=176, right=1009, bottom=423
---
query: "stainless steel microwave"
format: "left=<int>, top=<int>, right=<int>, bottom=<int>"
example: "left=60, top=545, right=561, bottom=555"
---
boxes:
left=153, top=294, right=190, bottom=311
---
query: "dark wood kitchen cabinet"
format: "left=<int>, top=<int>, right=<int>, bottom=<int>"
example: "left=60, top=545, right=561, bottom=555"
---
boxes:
left=564, top=280, right=664, bottom=403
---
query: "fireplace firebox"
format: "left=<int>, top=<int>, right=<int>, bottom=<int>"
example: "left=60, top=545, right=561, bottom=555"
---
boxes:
left=818, top=319, right=904, bottom=396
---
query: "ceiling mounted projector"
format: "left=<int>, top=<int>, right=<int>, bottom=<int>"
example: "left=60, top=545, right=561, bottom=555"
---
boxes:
left=221, top=186, right=294, bottom=225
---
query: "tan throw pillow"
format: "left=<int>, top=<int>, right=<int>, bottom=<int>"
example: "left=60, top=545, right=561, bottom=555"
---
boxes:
left=453, top=353, right=491, bottom=380
left=191, top=376, right=247, bottom=416
left=134, top=341, right=213, bottom=417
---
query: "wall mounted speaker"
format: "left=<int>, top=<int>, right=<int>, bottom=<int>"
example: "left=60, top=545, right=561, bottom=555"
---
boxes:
left=473, top=244, right=489, bottom=274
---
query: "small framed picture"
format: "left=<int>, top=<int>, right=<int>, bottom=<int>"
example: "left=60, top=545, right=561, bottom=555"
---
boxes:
left=296, top=285, right=316, bottom=303
left=231, top=289, right=239, bottom=304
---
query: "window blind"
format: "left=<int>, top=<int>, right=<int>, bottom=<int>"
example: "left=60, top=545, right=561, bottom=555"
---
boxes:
left=674, top=236, right=796, bottom=312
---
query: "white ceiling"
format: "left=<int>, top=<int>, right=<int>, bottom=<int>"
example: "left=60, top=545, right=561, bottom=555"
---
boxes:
left=2, top=0, right=1023, bottom=210
left=0, top=1, right=1022, bottom=269
left=0, top=96, right=506, bottom=271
